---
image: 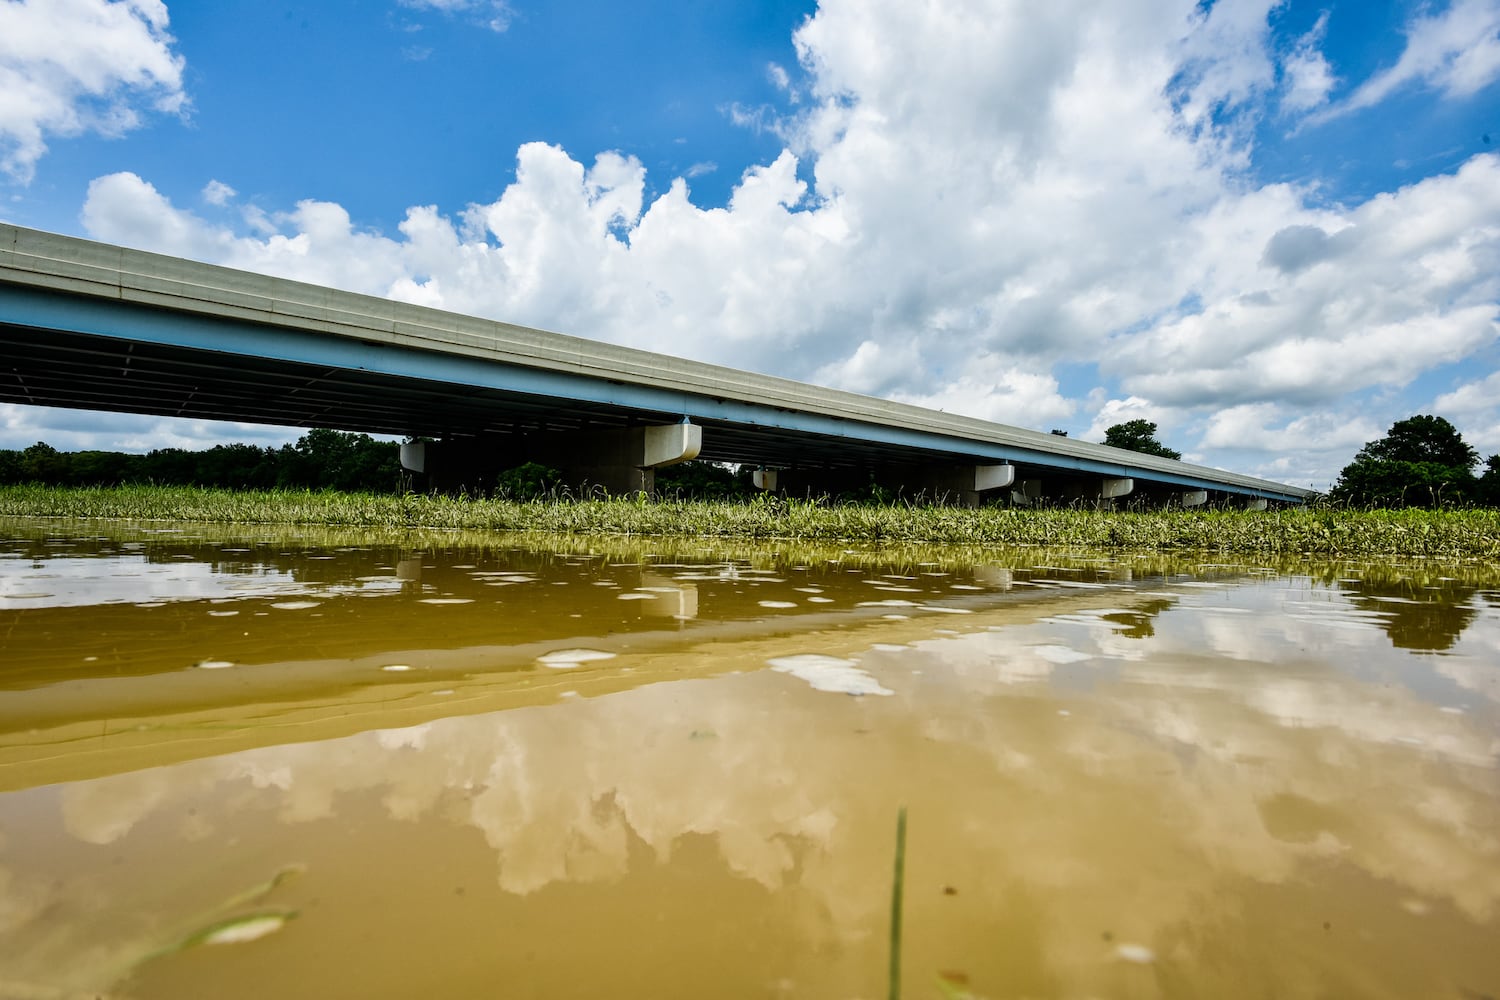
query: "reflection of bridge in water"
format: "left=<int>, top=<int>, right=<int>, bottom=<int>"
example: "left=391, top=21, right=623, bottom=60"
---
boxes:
left=0, top=224, right=1312, bottom=505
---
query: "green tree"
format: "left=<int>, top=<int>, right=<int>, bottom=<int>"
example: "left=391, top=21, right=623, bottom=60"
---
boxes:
left=1102, top=420, right=1181, bottom=460
left=19, top=442, right=68, bottom=482
left=1331, top=415, right=1479, bottom=508
left=68, top=450, right=138, bottom=485
left=278, top=429, right=400, bottom=492
left=495, top=461, right=563, bottom=500
left=653, top=460, right=753, bottom=499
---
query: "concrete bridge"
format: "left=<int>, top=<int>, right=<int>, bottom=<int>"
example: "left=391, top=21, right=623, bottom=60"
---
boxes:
left=0, top=224, right=1312, bottom=507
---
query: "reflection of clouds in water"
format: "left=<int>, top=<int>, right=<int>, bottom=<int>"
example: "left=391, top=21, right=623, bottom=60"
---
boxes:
left=0, top=553, right=404, bottom=610
left=62, top=769, right=176, bottom=845
left=52, top=628, right=1500, bottom=912
left=25, top=577, right=1500, bottom=995
left=1444, top=615, right=1500, bottom=704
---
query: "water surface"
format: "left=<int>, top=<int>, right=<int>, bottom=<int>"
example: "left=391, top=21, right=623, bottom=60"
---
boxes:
left=1, top=519, right=1497, bottom=999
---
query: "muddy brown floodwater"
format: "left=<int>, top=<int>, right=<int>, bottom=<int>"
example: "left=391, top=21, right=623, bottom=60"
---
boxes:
left=1, top=518, right=1498, bottom=1000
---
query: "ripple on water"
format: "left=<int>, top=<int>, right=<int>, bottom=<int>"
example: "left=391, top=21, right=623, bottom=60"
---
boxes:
left=270, top=601, right=321, bottom=610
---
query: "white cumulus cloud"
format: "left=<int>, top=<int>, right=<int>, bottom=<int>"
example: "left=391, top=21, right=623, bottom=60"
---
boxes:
left=1314, top=0, right=1500, bottom=122
left=0, top=0, right=185, bottom=183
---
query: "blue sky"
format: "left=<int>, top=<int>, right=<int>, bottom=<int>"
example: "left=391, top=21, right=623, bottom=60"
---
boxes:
left=3, top=0, right=1499, bottom=489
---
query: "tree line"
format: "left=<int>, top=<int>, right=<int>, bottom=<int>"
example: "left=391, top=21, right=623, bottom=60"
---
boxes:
left=0, top=429, right=402, bottom=493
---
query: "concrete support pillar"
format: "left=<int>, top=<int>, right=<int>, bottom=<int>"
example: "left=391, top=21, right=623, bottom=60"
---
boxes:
left=1010, top=477, right=1134, bottom=508
left=974, top=464, right=1017, bottom=492
left=780, top=462, right=1015, bottom=505
left=752, top=468, right=778, bottom=490
left=412, top=422, right=702, bottom=496
left=549, top=422, right=701, bottom=496
left=1082, top=478, right=1134, bottom=511
left=642, top=423, right=703, bottom=469
left=1237, top=496, right=1268, bottom=512
left=399, top=440, right=426, bottom=473
left=1181, top=489, right=1208, bottom=508
left=908, top=462, right=1016, bottom=507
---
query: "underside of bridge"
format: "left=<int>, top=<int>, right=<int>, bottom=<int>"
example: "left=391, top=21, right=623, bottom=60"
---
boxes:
left=0, top=321, right=1268, bottom=507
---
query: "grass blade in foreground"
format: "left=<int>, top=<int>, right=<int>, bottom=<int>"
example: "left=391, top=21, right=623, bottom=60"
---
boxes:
left=890, top=805, right=907, bottom=1000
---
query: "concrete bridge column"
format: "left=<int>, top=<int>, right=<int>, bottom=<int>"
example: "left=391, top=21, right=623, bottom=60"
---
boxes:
left=907, top=463, right=1015, bottom=507
left=1010, top=477, right=1134, bottom=509
left=548, top=422, right=703, bottom=496
left=403, top=423, right=702, bottom=496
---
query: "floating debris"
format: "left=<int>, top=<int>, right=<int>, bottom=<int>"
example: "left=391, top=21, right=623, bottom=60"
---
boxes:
left=269, top=601, right=321, bottom=610
left=380, top=664, right=413, bottom=672
left=194, top=659, right=235, bottom=670
left=758, top=600, right=798, bottom=609
left=417, top=598, right=474, bottom=605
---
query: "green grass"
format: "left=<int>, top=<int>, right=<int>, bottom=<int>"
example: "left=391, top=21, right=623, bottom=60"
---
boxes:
left=3, top=484, right=1500, bottom=558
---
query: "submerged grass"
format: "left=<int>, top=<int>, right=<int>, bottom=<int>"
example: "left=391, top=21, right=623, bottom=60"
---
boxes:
left=3, top=484, right=1500, bottom=558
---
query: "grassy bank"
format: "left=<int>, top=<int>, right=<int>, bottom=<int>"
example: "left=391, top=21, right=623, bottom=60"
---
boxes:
left=3, top=484, right=1499, bottom=558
